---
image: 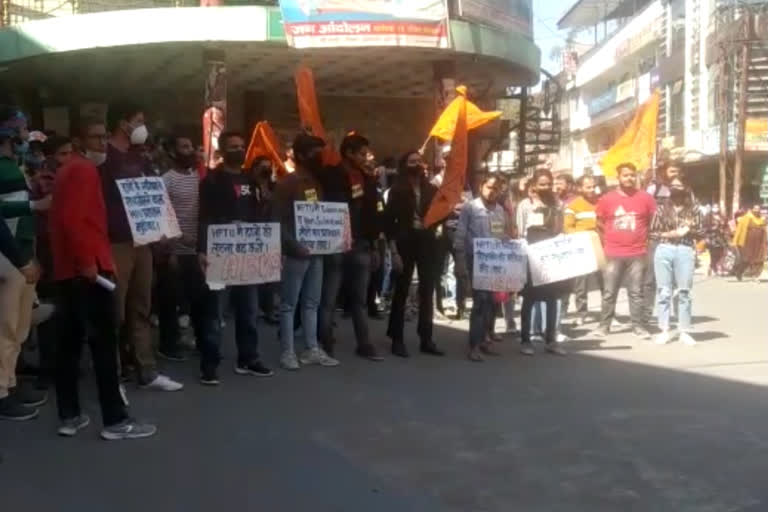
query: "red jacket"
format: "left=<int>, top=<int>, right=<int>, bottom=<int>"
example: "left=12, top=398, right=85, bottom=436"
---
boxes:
left=50, top=156, right=115, bottom=281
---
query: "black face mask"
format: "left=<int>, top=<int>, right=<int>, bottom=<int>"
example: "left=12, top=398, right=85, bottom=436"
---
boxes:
left=174, top=152, right=197, bottom=169
left=670, top=189, right=686, bottom=201
left=406, top=165, right=422, bottom=177
left=538, top=189, right=555, bottom=203
left=223, top=149, right=245, bottom=168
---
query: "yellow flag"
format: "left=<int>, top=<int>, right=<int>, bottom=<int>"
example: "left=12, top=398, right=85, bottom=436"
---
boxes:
left=600, top=90, right=660, bottom=180
left=429, top=86, right=502, bottom=141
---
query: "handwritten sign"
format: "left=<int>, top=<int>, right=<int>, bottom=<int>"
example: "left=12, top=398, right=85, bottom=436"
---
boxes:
left=294, top=201, right=352, bottom=255
left=526, top=232, right=604, bottom=286
left=205, top=223, right=281, bottom=287
left=472, top=238, right=528, bottom=292
left=116, top=177, right=181, bottom=246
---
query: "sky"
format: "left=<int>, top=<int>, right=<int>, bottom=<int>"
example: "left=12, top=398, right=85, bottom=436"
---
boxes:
left=533, top=0, right=577, bottom=73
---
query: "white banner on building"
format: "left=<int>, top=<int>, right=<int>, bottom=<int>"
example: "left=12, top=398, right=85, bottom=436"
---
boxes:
left=472, top=238, right=527, bottom=292
left=294, top=201, right=352, bottom=255
left=116, top=177, right=181, bottom=246
left=526, top=232, right=604, bottom=287
left=205, top=223, right=281, bottom=287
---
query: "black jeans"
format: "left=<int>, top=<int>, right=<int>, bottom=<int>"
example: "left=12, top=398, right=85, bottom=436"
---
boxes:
left=600, top=256, right=646, bottom=330
left=156, top=254, right=205, bottom=352
left=199, top=284, right=260, bottom=373
left=55, top=278, right=128, bottom=427
left=387, top=229, right=437, bottom=343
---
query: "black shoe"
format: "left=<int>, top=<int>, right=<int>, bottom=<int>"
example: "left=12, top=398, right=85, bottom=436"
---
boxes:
left=234, top=361, right=274, bottom=377
left=200, top=369, right=221, bottom=386
left=14, top=386, right=48, bottom=408
left=420, top=341, right=445, bottom=356
left=391, top=340, right=410, bottom=358
left=158, top=347, right=188, bottom=362
left=0, top=396, right=39, bottom=421
left=356, top=343, right=384, bottom=361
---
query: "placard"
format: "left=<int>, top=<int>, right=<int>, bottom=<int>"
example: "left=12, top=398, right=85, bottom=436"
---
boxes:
left=294, top=201, right=352, bottom=254
left=472, top=238, right=527, bottom=292
left=116, top=177, right=181, bottom=246
left=206, top=223, right=281, bottom=287
left=526, top=232, right=604, bottom=287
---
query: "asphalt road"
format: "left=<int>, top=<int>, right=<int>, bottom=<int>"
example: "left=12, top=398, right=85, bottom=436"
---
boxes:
left=1, top=276, right=767, bottom=512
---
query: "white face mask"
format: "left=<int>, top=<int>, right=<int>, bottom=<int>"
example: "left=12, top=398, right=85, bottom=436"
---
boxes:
left=129, top=124, right=148, bottom=145
left=85, top=150, right=107, bottom=166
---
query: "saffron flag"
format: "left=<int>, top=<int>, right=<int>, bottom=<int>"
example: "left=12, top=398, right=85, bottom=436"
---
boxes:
left=424, top=93, right=468, bottom=228
left=599, top=90, right=660, bottom=180
left=244, top=121, right=288, bottom=176
left=429, top=86, right=502, bottom=142
left=294, top=66, right=341, bottom=166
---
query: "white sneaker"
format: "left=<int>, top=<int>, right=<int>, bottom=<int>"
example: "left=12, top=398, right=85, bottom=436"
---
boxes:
left=300, top=348, right=340, bottom=367
left=655, top=331, right=671, bottom=345
left=140, top=374, right=184, bottom=392
left=611, top=319, right=630, bottom=331
left=520, top=344, right=535, bottom=356
left=574, top=317, right=585, bottom=327
left=680, top=332, right=697, bottom=346
left=280, top=351, right=300, bottom=371
left=555, top=333, right=570, bottom=344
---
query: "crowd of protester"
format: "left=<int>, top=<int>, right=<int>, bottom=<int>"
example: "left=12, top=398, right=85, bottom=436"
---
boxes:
left=0, top=103, right=765, bottom=441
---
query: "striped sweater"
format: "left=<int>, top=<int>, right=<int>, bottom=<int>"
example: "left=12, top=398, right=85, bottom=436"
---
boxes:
left=563, top=196, right=598, bottom=234
left=0, top=155, right=34, bottom=263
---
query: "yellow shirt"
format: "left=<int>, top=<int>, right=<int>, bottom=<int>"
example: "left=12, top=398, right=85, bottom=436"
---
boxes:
left=563, top=196, right=598, bottom=233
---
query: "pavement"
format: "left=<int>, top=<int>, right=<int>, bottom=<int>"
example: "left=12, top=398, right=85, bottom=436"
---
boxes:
left=1, top=276, right=767, bottom=512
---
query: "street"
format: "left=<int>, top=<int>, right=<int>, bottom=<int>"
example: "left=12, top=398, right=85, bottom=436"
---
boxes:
left=1, top=276, right=767, bottom=512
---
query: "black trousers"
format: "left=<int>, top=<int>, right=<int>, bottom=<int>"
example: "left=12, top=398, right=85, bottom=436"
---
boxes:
left=156, top=254, right=206, bottom=352
left=521, top=294, right=558, bottom=344
left=387, top=229, right=437, bottom=343
left=55, top=278, right=128, bottom=427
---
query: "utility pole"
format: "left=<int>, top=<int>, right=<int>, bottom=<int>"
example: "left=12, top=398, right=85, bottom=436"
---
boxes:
left=733, top=13, right=752, bottom=215
left=517, top=87, right=528, bottom=176
left=718, top=45, right=729, bottom=214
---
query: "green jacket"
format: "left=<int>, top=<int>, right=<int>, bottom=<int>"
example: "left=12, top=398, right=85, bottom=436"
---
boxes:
left=0, top=155, right=35, bottom=263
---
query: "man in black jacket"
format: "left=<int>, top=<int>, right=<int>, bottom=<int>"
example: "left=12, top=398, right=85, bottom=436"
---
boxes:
left=318, top=134, right=383, bottom=361
left=196, top=131, right=273, bottom=385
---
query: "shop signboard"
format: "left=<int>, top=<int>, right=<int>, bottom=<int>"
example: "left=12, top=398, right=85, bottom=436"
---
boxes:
left=587, top=86, right=617, bottom=117
left=277, top=0, right=449, bottom=49
left=745, top=118, right=768, bottom=152
left=456, top=0, right=532, bottom=37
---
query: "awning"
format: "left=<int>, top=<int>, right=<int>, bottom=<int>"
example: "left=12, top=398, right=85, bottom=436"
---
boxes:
left=557, top=0, right=648, bottom=30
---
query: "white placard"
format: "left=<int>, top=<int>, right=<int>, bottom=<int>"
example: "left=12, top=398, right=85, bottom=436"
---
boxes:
left=116, top=177, right=181, bottom=246
left=205, top=223, right=281, bottom=287
left=294, top=201, right=352, bottom=255
left=526, top=232, right=602, bottom=286
left=472, top=238, right=528, bottom=292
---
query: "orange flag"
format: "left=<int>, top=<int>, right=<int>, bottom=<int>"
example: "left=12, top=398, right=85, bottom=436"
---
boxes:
left=600, top=90, right=660, bottom=180
left=424, top=93, right=468, bottom=228
left=294, top=66, right=341, bottom=166
left=244, top=121, right=288, bottom=176
left=429, top=86, right=502, bottom=141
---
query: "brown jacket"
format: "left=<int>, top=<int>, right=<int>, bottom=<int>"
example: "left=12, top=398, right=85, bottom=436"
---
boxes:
left=272, top=168, right=323, bottom=258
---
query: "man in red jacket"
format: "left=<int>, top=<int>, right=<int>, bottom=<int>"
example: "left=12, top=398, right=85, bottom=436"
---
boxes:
left=49, top=118, right=156, bottom=440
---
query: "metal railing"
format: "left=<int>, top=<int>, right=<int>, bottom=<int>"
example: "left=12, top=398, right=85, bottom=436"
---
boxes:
left=1, top=0, right=278, bottom=27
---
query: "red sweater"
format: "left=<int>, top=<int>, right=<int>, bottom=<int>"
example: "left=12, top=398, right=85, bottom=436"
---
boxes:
left=50, top=156, right=115, bottom=280
left=596, top=189, right=656, bottom=258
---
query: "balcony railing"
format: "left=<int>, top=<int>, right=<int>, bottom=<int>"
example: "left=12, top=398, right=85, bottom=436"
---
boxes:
left=0, top=0, right=278, bottom=27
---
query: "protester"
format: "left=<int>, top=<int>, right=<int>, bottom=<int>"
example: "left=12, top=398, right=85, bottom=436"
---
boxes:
left=500, top=177, right=528, bottom=334
left=454, top=173, right=509, bottom=362
left=385, top=150, right=444, bottom=358
left=435, top=194, right=468, bottom=320
left=273, top=134, right=339, bottom=370
left=101, top=103, right=182, bottom=391
left=705, top=205, right=729, bottom=276
left=50, top=117, right=156, bottom=439
left=732, top=204, right=767, bottom=281
left=318, top=133, right=383, bottom=361
left=650, top=176, right=703, bottom=345
left=0, top=106, right=49, bottom=420
left=554, top=172, right=576, bottom=205
left=595, top=163, right=657, bottom=339
left=563, top=175, right=601, bottom=326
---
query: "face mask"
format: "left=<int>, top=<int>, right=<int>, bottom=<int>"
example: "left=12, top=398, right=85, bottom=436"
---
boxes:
left=538, top=189, right=554, bottom=202
left=406, top=165, right=422, bottom=176
left=175, top=152, right=197, bottom=169
left=85, top=150, right=107, bottom=166
left=129, top=124, right=149, bottom=145
left=670, top=189, right=686, bottom=201
left=223, top=149, right=245, bottom=168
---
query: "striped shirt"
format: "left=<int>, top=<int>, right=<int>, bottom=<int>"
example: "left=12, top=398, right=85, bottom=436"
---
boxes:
left=162, top=169, right=199, bottom=255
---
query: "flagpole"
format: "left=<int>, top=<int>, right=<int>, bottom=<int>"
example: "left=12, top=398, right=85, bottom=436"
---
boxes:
left=418, top=135, right=432, bottom=155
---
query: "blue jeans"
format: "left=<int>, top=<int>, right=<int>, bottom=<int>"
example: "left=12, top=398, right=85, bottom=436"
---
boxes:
left=199, top=284, right=260, bottom=373
left=280, top=256, right=323, bottom=354
left=469, top=290, right=495, bottom=347
left=654, top=243, right=695, bottom=332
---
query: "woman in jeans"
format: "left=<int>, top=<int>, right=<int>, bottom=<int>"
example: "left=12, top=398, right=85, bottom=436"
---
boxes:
left=516, top=169, right=567, bottom=356
left=650, top=176, right=703, bottom=346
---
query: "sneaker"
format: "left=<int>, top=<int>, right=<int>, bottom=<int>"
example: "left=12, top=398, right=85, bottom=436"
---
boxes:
left=611, top=319, right=630, bottom=331
left=280, top=351, right=300, bottom=371
left=140, top=374, right=184, bottom=392
left=300, top=348, right=340, bottom=367
left=157, top=347, right=188, bottom=362
left=100, top=419, right=157, bottom=441
left=200, top=369, right=220, bottom=386
left=654, top=330, right=671, bottom=345
left=520, top=343, right=535, bottom=356
left=680, top=332, right=697, bottom=346
left=355, top=344, right=384, bottom=361
left=14, top=386, right=48, bottom=408
left=545, top=343, right=567, bottom=356
left=58, top=414, right=91, bottom=437
left=555, top=333, right=570, bottom=344
left=0, top=396, right=39, bottom=421
left=633, top=327, right=652, bottom=341
left=591, top=327, right=609, bottom=338
left=574, top=316, right=585, bottom=327
left=234, top=361, right=274, bottom=377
